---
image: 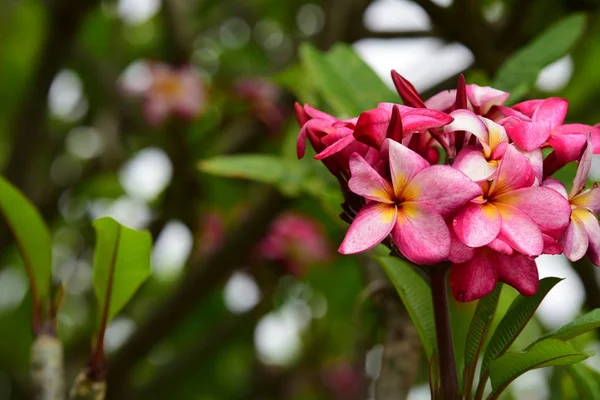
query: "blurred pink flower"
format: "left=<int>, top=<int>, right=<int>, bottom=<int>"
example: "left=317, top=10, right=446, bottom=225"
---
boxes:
left=233, top=78, right=285, bottom=134
left=122, top=61, right=205, bottom=126
left=256, top=212, right=332, bottom=275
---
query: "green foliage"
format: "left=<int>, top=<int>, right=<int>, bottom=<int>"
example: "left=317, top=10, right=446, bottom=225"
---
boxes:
left=565, top=363, right=600, bottom=400
left=479, top=278, right=562, bottom=380
left=376, top=255, right=436, bottom=358
left=489, top=339, right=590, bottom=396
left=493, top=13, right=587, bottom=103
left=0, top=176, right=52, bottom=302
left=462, top=285, right=502, bottom=394
left=92, top=217, right=152, bottom=324
left=529, top=308, right=600, bottom=346
left=296, top=43, right=397, bottom=116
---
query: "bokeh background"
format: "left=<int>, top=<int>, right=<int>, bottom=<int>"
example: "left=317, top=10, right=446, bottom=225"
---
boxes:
left=1, top=0, right=600, bottom=399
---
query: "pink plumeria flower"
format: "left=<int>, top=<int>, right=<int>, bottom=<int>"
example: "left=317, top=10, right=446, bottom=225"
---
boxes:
left=233, top=78, right=285, bottom=134
left=339, top=139, right=481, bottom=264
left=256, top=212, right=332, bottom=276
left=443, top=110, right=509, bottom=181
left=425, top=84, right=509, bottom=116
left=122, top=62, right=205, bottom=127
left=295, top=104, right=378, bottom=175
left=545, top=141, right=600, bottom=265
left=452, top=144, right=571, bottom=255
left=449, top=246, right=539, bottom=302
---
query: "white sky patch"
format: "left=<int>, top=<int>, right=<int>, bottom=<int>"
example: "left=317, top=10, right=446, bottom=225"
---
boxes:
left=119, top=61, right=153, bottom=95
left=152, top=221, right=193, bottom=282
left=88, top=196, right=153, bottom=229
left=536, top=254, right=585, bottom=330
left=364, top=0, right=431, bottom=32
left=105, top=318, right=136, bottom=353
left=354, top=38, right=474, bottom=91
left=224, top=271, right=261, bottom=314
left=0, top=268, right=28, bottom=312
left=296, top=4, right=325, bottom=36
left=536, top=55, right=574, bottom=92
left=117, top=0, right=161, bottom=25
left=49, top=70, right=88, bottom=122
left=119, top=147, right=173, bottom=202
left=255, top=311, right=302, bottom=366
left=66, top=126, right=104, bottom=160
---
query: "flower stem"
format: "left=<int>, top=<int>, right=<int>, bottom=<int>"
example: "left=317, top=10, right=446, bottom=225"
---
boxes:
left=429, top=264, right=459, bottom=399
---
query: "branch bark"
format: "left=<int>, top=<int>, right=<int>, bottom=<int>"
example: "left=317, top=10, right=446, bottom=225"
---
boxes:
left=106, top=187, right=287, bottom=398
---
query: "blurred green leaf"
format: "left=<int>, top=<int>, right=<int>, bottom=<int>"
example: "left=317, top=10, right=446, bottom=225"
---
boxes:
left=0, top=176, right=52, bottom=303
left=463, top=284, right=502, bottom=395
left=493, top=13, right=587, bottom=103
left=528, top=308, right=600, bottom=347
left=565, top=363, right=600, bottom=400
left=92, top=217, right=152, bottom=323
left=489, top=339, right=590, bottom=395
left=376, top=255, right=436, bottom=358
left=298, top=43, right=396, bottom=116
left=479, top=277, right=562, bottom=382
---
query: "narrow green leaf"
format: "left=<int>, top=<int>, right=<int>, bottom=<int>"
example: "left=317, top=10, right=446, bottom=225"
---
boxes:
left=489, top=339, right=590, bottom=396
left=299, top=43, right=396, bottom=117
left=0, top=176, right=52, bottom=303
left=565, top=363, right=600, bottom=400
left=529, top=308, right=600, bottom=348
left=492, top=13, right=587, bottom=103
left=199, top=154, right=287, bottom=185
left=376, top=255, right=436, bottom=358
left=479, top=277, right=562, bottom=380
left=463, top=285, right=502, bottom=395
left=429, top=351, right=440, bottom=400
left=92, top=217, right=152, bottom=323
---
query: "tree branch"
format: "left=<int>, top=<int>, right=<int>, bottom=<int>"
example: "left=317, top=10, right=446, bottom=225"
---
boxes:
left=106, top=187, right=288, bottom=398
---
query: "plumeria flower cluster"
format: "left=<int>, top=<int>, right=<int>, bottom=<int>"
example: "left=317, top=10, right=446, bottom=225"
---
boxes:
left=296, top=71, right=600, bottom=302
left=121, top=61, right=205, bottom=126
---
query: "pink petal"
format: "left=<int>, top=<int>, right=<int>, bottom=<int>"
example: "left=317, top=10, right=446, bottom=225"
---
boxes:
left=503, top=119, right=548, bottom=151
left=532, top=97, right=568, bottom=131
left=452, top=202, right=501, bottom=247
left=391, top=70, right=426, bottom=108
left=144, top=97, right=171, bottom=126
left=519, top=147, right=544, bottom=184
left=338, top=203, right=397, bottom=254
left=295, top=102, right=310, bottom=126
left=488, top=238, right=514, bottom=255
left=572, top=186, right=600, bottom=214
left=348, top=154, right=394, bottom=203
left=489, top=144, right=535, bottom=196
left=578, top=209, right=600, bottom=266
left=401, top=108, right=453, bottom=134
left=542, top=178, right=568, bottom=198
left=570, top=139, right=593, bottom=198
left=494, top=186, right=571, bottom=239
left=542, top=234, right=563, bottom=255
left=296, top=125, right=308, bottom=158
left=314, top=134, right=356, bottom=160
left=425, top=89, right=456, bottom=111
left=560, top=216, right=589, bottom=262
left=449, top=228, right=474, bottom=263
left=511, top=99, right=544, bottom=117
left=546, top=133, right=587, bottom=165
left=450, top=249, right=498, bottom=302
left=304, top=104, right=337, bottom=121
left=453, top=146, right=497, bottom=181
left=402, top=165, right=482, bottom=217
left=392, top=204, right=450, bottom=264
left=444, top=109, right=489, bottom=147
left=467, top=84, right=510, bottom=114
left=483, top=118, right=509, bottom=151
left=386, top=139, right=429, bottom=197
left=354, top=108, right=389, bottom=148
left=497, top=253, right=539, bottom=297
left=495, top=203, right=544, bottom=256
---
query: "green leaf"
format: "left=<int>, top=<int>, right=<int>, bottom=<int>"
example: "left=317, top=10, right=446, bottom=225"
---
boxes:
left=463, top=285, right=502, bottom=395
left=529, top=308, right=600, bottom=347
left=565, top=363, right=600, bottom=400
left=92, top=217, right=152, bottom=323
left=492, top=13, right=587, bottom=103
left=299, top=43, right=396, bottom=116
left=489, top=339, right=590, bottom=396
left=0, top=176, right=52, bottom=303
left=376, top=255, right=436, bottom=358
left=479, top=277, right=562, bottom=381
left=429, top=351, right=440, bottom=400
left=199, top=154, right=287, bottom=185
